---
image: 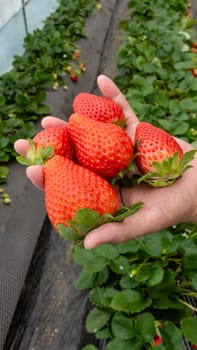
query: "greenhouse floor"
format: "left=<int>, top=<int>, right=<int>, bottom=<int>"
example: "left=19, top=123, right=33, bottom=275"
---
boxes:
left=0, top=0, right=197, bottom=349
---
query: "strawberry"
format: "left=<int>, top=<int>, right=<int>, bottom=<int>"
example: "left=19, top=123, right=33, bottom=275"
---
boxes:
left=67, top=113, right=134, bottom=179
left=43, top=155, right=120, bottom=231
left=153, top=334, right=162, bottom=346
left=33, top=126, right=75, bottom=160
left=134, top=121, right=195, bottom=187
left=192, top=68, right=197, bottom=77
left=73, top=92, right=126, bottom=126
left=70, top=74, right=78, bottom=83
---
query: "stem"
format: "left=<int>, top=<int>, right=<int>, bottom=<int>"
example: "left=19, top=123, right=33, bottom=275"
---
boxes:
left=178, top=298, right=197, bottom=312
left=180, top=289, right=197, bottom=298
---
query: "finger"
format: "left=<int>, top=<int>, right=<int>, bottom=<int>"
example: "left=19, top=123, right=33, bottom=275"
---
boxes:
left=41, top=116, right=67, bottom=129
left=26, top=165, right=44, bottom=190
left=174, top=137, right=195, bottom=152
left=97, top=75, right=138, bottom=123
left=83, top=204, right=175, bottom=249
left=14, top=139, right=29, bottom=156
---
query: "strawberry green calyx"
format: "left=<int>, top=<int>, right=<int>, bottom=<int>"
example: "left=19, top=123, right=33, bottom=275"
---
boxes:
left=16, top=138, right=54, bottom=166
left=137, top=150, right=196, bottom=187
left=57, top=202, right=143, bottom=242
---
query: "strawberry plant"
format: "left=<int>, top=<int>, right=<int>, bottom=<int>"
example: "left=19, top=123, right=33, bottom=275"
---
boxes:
left=73, top=225, right=197, bottom=350
left=0, top=0, right=98, bottom=182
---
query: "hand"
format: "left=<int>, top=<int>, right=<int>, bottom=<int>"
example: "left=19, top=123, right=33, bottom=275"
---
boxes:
left=14, top=75, right=197, bottom=249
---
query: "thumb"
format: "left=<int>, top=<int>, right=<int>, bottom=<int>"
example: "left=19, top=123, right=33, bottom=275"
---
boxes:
left=26, top=165, right=44, bottom=190
left=83, top=205, right=174, bottom=249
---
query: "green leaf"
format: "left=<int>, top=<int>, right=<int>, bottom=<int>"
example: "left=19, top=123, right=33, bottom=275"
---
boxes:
left=40, top=53, right=53, bottom=68
left=0, top=94, right=6, bottom=107
left=141, top=233, right=163, bottom=257
left=84, top=256, right=108, bottom=273
left=67, top=208, right=102, bottom=234
left=106, top=337, right=142, bottom=350
left=147, top=265, right=164, bottom=287
left=111, top=289, right=152, bottom=313
left=66, top=203, right=143, bottom=239
left=0, top=166, right=9, bottom=183
left=191, top=272, right=197, bottom=291
left=174, top=61, right=194, bottom=70
left=179, top=149, right=196, bottom=171
left=119, top=275, right=139, bottom=289
left=57, top=224, right=81, bottom=242
left=76, top=267, right=109, bottom=290
left=110, top=255, right=130, bottom=275
left=90, top=287, right=118, bottom=308
left=156, top=92, right=169, bottom=108
left=76, top=270, right=96, bottom=290
left=180, top=317, right=197, bottom=344
left=111, top=312, right=135, bottom=340
left=117, top=239, right=139, bottom=254
left=92, top=244, right=119, bottom=260
left=135, top=313, right=155, bottom=342
left=96, top=326, right=112, bottom=340
left=183, top=247, right=197, bottom=276
left=111, top=202, right=144, bottom=222
left=135, top=265, right=151, bottom=283
left=85, top=308, right=112, bottom=333
left=72, top=245, right=94, bottom=265
left=180, top=98, right=197, bottom=112
left=160, top=321, right=183, bottom=349
left=149, top=270, right=178, bottom=300
left=0, top=137, right=9, bottom=149
left=153, top=297, right=184, bottom=310
left=173, top=121, right=189, bottom=136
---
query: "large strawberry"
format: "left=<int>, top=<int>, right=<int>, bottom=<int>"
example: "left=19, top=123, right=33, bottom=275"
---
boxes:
left=73, top=92, right=126, bottom=126
left=44, top=155, right=121, bottom=231
left=33, top=126, right=75, bottom=161
left=17, top=151, right=142, bottom=239
left=134, top=121, right=195, bottom=187
left=67, top=113, right=134, bottom=179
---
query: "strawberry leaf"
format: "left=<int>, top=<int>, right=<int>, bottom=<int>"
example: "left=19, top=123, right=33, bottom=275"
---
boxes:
left=57, top=202, right=143, bottom=242
left=66, top=208, right=102, bottom=234
left=57, top=224, right=81, bottom=242
left=137, top=150, right=196, bottom=187
left=180, top=317, right=197, bottom=344
left=16, top=138, right=54, bottom=166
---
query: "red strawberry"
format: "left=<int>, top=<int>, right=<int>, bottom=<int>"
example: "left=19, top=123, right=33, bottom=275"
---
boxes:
left=44, top=155, right=120, bottom=231
left=153, top=334, right=162, bottom=346
left=134, top=122, right=195, bottom=187
left=70, top=74, right=78, bottom=83
left=192, top=68, right=197, bottom=77
left=73, top=92, right=126, bottom=126
left=33, top=126, right=75, bottom=160
left=67, top=113, right=134, bottom=179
